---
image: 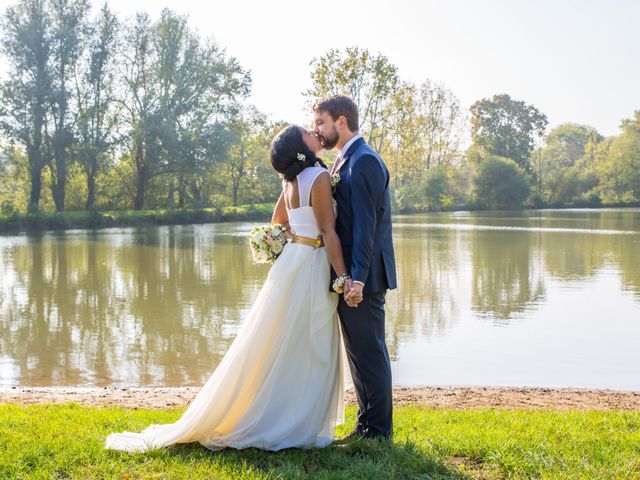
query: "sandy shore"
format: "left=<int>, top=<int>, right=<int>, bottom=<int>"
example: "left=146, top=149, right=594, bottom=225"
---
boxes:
left=2, top=386, right=640, bottom=410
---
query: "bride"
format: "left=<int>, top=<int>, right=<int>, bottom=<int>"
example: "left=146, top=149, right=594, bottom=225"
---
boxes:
left=105, top=125, right=352, bottom=452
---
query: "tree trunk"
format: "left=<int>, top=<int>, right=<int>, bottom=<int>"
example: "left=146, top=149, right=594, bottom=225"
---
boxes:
left=133, top=142, right=146, bottom=210
left=191, top=178, right=203, bottom=209
left=232, top=180, right=239, bottom=207
left=27, top=112, right=45, bottom=211
left=133, top=174, right=145, bottom=210
left=167, top=175, right=175, bottom=209
left=52, top=180, right=66, bottom=211
left=52, top=134, right=66, bottom=212
left=178, top=175, right=186, bottom=209
left=29, top=167, right=43, bottom=211
left=86, top=171, right=96, bottom=210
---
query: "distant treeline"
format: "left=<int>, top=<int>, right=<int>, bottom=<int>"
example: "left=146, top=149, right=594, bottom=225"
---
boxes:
left=1, top=1, right=638, bottom=221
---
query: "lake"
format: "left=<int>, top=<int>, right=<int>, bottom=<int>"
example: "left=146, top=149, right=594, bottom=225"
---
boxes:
left=1, top=209, right=639, bottom=390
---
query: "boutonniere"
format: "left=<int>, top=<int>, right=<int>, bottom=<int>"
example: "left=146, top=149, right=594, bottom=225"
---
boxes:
left=330, top=173, right=341, bottom=192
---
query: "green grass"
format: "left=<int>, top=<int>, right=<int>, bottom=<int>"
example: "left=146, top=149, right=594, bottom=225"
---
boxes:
left=1, top=404, right=639, bottom=479
left=0, top=204, right=274, bottom=233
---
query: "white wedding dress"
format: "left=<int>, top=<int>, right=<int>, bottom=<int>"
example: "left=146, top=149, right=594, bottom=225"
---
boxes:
left=105, top=167, right=344, bottom=452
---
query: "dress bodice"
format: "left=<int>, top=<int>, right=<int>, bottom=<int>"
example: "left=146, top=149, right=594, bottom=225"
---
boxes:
left=286, top=166, right=327, bottom=238
left=288, top=207, right=319, bottom=237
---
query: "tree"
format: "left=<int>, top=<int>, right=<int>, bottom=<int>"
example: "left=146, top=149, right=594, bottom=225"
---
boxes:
left=588, top=138, right=620, bottom=202
left=415, top=80, right=466, bottom=171
left=424, top=168, right=450, bottom=210
left=1, top=3, right=263, bottom=213
left=306, top=47, right=399, bottom=153
left=46, top=0, right=90, bottom=211
left=0, top=0, right=52, bottom=211
left=119, top=12, right=158, bottom=210
left=598, top=111, right=640, bottom=202
left=473, top=155, right=530, bottom=209
left=470, top=93, right=547, bottom=172
left=535, top=123, right=603, bottom=203
left=386, top=81, right=423, bottom=189
left=0, top=146, right=30, bottom=214
left=75, top=2, right=119, bottom=209
left=119, top=9, right=250, bottom=210
left=386, top=80, right=465, bottom=190
left=216, top=108, right=284, bottom=207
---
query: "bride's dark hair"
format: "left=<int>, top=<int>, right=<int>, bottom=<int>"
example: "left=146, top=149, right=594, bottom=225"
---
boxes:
left=270, top=125, right=327, bottom=182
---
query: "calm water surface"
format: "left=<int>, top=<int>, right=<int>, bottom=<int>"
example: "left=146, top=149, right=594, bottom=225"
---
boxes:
left=1, top=209, right=639, bottom=390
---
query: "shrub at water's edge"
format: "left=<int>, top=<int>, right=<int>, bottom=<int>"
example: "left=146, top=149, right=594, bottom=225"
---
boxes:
left=4, top=202, right=640, bottom=233
left=0, top=204, right=274, bottom=233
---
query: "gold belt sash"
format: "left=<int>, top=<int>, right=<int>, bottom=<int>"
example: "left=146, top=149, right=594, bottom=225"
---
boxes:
left=291, top=235, right=324, bottom=248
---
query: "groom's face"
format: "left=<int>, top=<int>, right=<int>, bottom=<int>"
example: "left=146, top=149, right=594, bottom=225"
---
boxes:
left=313, top=110, right=339, bottom=150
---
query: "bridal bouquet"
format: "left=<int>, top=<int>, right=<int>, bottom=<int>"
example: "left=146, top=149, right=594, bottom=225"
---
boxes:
left=249, top=223, right=289, bottom=264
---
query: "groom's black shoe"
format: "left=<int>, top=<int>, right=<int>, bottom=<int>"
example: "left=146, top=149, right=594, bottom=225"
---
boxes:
left=333, top=428, right=365, bottom=445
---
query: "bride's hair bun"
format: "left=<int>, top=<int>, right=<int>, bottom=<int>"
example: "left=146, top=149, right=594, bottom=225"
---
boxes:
left=270, top=125, right=327, bottom=182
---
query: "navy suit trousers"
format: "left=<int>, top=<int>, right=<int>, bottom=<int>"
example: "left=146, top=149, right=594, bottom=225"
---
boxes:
left=337, top=291, right=393, bottom=438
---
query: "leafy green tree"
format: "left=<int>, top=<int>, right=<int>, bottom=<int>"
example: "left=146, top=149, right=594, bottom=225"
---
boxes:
left=119, top=12, right=160, bottom=210
left=414, top=80, right=465, bottom=171
left=120, top=9, right=250, bottom=210
left=387, top=80, right=465, bottom=189
left=535, top=123, right=603, bottom=204
left=386, top=82, right=423, bottom=189
left=75, top=2, right=119, bottom=210
left=473, top=155, right=530, bottom=209
left=599, top=111, right=640, bottom=202
left=0, top=146, right=30, bottom=214
left=470, top=93, right=547, bottom=172
left=46, top=0, right=90, bottom=211
left=0, top=0, right=52, bottom=211
left=306, top=47, right=399, bottom=152
left=216, top=108, right=284, bottom=207
left=424, top=168, right=450, bottom=210
left=234, top=118, right=285, bottom=207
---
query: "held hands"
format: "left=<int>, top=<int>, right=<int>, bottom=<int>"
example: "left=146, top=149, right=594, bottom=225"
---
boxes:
left=344, top=279, right=363, bottom=308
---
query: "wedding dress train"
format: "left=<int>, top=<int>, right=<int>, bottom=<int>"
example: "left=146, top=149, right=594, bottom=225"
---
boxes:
left=105, top=166, right=344, bottom=452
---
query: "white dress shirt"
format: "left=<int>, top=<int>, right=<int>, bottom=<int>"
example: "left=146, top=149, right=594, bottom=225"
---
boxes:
left=339, top=134, right=362, bottom=165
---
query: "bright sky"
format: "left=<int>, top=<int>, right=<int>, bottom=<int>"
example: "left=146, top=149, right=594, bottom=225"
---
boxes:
left=1, top=0, right=638, bottom=138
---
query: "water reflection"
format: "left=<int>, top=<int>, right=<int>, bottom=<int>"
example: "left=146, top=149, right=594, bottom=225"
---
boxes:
left=0, top=225, right=268, bottom=387
left=470, top=230, right=545, bottom=321
left=1, top=209, right=639, bottom=389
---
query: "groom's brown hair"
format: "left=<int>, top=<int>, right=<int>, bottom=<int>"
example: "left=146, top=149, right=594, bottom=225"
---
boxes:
left=313, top=95, right=359, bottom=132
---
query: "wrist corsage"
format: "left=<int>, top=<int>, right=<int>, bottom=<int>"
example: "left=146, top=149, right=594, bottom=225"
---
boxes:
left=332, top=274, right=351, bottom=294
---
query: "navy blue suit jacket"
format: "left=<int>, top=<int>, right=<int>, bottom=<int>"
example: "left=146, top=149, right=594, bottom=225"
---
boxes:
left=331, top=137, right=397, bottom=294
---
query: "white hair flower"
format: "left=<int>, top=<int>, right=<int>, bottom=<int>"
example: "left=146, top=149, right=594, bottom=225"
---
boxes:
left=297, top=153, right=306, bottom=162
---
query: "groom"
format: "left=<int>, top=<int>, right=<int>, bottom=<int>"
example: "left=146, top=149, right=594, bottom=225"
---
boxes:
left=313, top=95, right=397, bottom=441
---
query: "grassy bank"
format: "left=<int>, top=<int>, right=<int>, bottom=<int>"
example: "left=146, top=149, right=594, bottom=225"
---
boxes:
left=1, top=404, right=638, bottom=479
left=0, top=204, right=274, bottom=234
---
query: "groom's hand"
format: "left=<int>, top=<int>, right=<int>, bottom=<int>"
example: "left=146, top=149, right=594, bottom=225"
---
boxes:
left=345, top=281, right=363, bottom=308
